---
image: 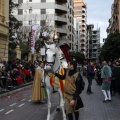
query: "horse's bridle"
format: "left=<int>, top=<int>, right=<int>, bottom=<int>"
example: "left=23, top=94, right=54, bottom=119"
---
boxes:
left=45, top=48, right=58, bottom=72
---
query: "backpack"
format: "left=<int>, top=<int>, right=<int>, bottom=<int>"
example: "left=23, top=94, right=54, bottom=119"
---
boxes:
left=79, top=74, right=85, bottom=91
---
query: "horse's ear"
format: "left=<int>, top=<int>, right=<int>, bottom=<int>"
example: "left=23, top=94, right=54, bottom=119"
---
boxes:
left=44, top=42, right=49, bottom=48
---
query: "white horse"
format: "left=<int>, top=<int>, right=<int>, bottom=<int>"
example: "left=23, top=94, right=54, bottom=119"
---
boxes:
left=44, top=43, right=67, bottom=120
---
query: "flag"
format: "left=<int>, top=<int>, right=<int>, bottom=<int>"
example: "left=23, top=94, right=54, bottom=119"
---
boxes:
left=30, top=24, right=39, bottom=54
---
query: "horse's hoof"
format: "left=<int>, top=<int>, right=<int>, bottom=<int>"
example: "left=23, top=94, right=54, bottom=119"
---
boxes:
left=56, top=108, right=60, bottom=111
left=63, top=117, right=67, bottom=120
left=47, top=116, right=50, bottom=120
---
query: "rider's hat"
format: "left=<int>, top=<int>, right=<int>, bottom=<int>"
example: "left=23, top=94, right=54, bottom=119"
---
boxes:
left=53, top=30, right=59, bottom=40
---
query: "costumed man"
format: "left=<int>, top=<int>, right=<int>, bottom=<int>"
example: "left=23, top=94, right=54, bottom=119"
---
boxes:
left=53, top=31, right=70, bottom=63
left=31, top=62, right=46, bottom=102
left=53, top=60, right=84, bottom=120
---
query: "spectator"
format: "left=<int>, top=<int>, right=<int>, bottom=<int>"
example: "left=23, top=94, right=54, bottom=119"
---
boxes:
left=24, top=67, right=31, bottom=82
left=19, top=66, right=26, bottom=83
left=77, top=62, right=82, bottom=75
left=86, top=62, right=95, bottom=94
left=110, top=62, right=116, bottom=96
left=1, top=66, right=8, bottom=90
left=0, top=58, right=4, bottom=68
left=101, top=61, right=112, bottom=102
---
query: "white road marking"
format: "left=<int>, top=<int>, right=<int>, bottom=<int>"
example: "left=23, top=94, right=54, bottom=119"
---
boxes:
left=28, top=99, right=31, bottom=102
left=10, top=103, right=17, bottom=107
left=21, top=99, right=26, bottom=101
left=18, top=103, right=25, bottom=107
left=8, top=96, right=10, bottom=98
left=5, top=109, right=14, bottom=114
left=0, top=109, right=5, bottom=112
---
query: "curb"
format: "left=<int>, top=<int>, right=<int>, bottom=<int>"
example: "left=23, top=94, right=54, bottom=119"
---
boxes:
left=0, top=82, right=33, bottom=98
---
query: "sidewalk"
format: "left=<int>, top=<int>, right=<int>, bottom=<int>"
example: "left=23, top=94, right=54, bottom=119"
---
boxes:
left=0, top=82, right=33, bottom=98
left=54, top=77, right=120, bottom=120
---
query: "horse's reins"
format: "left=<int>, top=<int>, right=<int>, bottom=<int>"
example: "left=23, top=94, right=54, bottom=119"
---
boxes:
left=45, top=48, right=60, bottom=73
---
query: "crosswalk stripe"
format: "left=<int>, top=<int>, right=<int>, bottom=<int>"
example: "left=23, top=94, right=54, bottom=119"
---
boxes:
left=0, top=109, right=5, bottom=112
left=5, top=109, right=14, bottom=114
left=21, top=99, right=26, bottom=101
left=10, top=103, right=17, bottom=107
left=18, top=103, right=25, bottom=107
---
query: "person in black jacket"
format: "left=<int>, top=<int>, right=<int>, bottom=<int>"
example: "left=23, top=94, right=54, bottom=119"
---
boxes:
left=86, top=62, right=95, bottom=94
left=53, top=60, right=84, bottom=120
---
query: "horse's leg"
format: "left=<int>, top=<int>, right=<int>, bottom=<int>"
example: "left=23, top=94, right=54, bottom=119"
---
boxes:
left=45, top=76, right=52, bottom=120
left=46, top=87, right=51, bottom=120
left=58, top=88, right=66, bottom=120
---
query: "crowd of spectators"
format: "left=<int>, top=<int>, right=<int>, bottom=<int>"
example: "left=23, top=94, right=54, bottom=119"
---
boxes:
left=0, top=58, right=35, bottom=92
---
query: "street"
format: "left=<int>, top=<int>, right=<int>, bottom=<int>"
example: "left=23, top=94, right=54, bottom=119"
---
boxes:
left=1, top=77, right=120, bottom=120
left=0, top=87, right=60, bottom=120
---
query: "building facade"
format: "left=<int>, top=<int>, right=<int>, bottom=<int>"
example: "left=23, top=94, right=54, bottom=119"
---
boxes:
left=74, top=0, right=87, bottom=55
left=13, top=0, right=74, bottom=48
left=107, top=0, right=120, bottom=34
left=86, top=24, right=100, bottom=63
left=67, top=0, right=74, bottom=51
left=0, top=0, right=9, bottom=60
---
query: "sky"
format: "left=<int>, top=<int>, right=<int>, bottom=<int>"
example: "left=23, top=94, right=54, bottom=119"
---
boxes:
left=84, top=0, right=113, bottom=43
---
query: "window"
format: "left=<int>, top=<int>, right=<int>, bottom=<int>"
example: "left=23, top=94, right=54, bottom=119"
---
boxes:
left=19, top=21, right=23, bottom=26
left=41, top=9, right=46, bottom=14
left=40, top=20, right=46, bottom=26
left=29, top=9, right=32, bottom=13
left=18, top=0, right=23, bottom=4
left=29, top=0, right=32, bottom=2
left=41, top=0, right=46, bottom=2
left=18, top=9, right=23, bottom=15
left=29, top=20, right=32, bottom=25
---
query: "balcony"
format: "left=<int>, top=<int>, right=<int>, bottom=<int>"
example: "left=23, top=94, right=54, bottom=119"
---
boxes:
left=82, top=17, right=86, bottom=21
left=56, top=27, right=67, bottom=35
left=81, top=39, right=85, bottom=43
left=81, top=46, right=86, bottom=49
left=55, top=4, right=67, bottom=14
left=82, top=8, right=86, bottom=11
left=82, top=10, right=86, bottom=14
left=92, top=47, right=97, bottom=49
left=82, top=15, right=86, bottom=18
left=56, top=0, right=67, bottom=3
left=54, top=15, right=67, bottom=25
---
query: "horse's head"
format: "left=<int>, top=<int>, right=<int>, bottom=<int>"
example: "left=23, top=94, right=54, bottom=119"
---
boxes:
left=58, top=48, right=68, bottom=69
left=45, top=43, right=57, bottom=70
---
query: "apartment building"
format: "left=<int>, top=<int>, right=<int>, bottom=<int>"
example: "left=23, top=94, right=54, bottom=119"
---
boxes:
left=86, top=24, right=100, bottom=63
left=12, top=0, right=74, bottom=47
left=107, top=0, right=120, bottom=34
left=74, top=0, right=87, bottom=55
left=0, top=0, right=9, bottom=60
left=67, top=0, right=74, bottom=51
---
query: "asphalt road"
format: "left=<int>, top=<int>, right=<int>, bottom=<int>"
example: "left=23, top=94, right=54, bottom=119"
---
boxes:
left=0, top=87, right=62, bottom=120
left=1, top=77, right=120, bottom=120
